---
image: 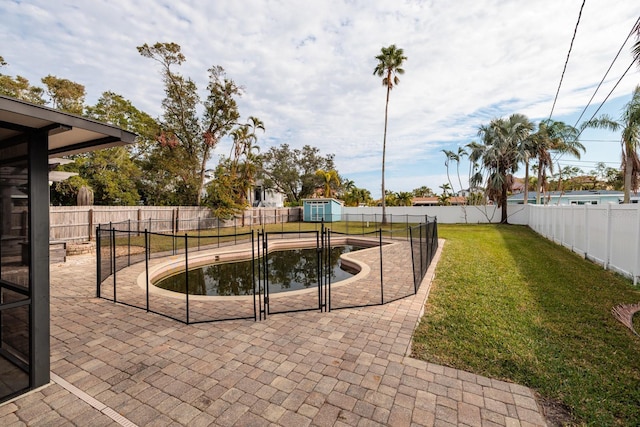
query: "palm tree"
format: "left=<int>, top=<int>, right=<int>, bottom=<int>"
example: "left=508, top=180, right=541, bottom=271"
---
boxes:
left=443, top=147, right=468, bottom=200
left=315, top=169, right=340, bottom=198
left=396, top=191, right=413, bottom=206
left=471, top=114, right=534, bottom=223
left=345, top=187, right=372, bottom=207
left=582, top=86, right=640, bottom=203
left=339, top=178, right=356, bottom=198
left=373, top=44, right=407, bottom=225
left=529, top=120, right=583, bottom=204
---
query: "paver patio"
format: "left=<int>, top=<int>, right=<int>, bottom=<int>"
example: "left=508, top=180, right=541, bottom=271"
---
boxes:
left=0, top=240, right=548, bottom=426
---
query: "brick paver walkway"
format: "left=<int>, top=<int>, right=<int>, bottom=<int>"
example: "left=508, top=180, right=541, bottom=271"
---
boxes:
left=0, top=241, right=548, bottom=426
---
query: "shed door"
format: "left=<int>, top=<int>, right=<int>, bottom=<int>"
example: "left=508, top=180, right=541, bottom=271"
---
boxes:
left=310, top=202, right=325, bottom=221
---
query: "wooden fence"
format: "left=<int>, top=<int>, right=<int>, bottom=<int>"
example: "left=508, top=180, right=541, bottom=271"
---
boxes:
left=49, top=206, right=302, bottom=242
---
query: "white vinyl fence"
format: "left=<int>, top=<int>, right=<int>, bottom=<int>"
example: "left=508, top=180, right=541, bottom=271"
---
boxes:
left=343, top=205, right=529, bottom=225
left=528, top=203, right=640, bottom=284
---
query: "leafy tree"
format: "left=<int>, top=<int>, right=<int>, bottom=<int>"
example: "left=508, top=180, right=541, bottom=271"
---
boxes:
left=41, top=75, right=85, bottom=114
left=61, top=91, right=161, bottom=206
left=581, top=86, right=640, bottom=203
left=138, top=42, right=246, bottom=205
left=470, top=114, right=534, bottom=223
left=204, top=117, right=265, bottom=216
left=606, top=167, right=624, bottom=190
left=204, top=158, right=243, bottom=218
left=412, top=186, right=434, bottom=197
left=260, top=144, right=336, bottom=204
left=0, top=56, right=45, bottom=103
left=85, top=91, right=158, bottom=160
left=50, top=175, right=88, bottom=206
left=315, top=169, right=340, bottom=198
left=373, top=44, right=407, bottom=224
left=52, top=147, right=142, bottom=205
left=549, top=166, right=583, bottom=191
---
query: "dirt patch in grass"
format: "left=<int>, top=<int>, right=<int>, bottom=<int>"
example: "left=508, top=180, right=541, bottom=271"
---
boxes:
left=539, top=396, right=576, bottom=426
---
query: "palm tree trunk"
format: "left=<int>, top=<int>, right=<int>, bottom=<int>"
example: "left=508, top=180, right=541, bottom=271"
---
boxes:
left=381, top=82, right=390, bottom=225
left=523, top=159, right=529, bottom=205
left=501, top=180, right=508, bottom=224
left=536, top=159, right=543, bottom=205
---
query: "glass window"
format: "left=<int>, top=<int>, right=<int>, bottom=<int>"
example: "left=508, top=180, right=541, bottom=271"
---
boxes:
left=0, top=140, right=31, bottom=402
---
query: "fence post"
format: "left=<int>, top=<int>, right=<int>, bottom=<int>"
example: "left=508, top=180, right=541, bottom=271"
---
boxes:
left=185, top=234, right=190, bottom=324
left=127, top=219, right=131, bottom=266
left=605, top=203, right=613, bottom=270
left=145, top=230, right=150, bottom=312
left=88, top=209, right=94, bottom=241
left=96, top=224, right=101, bottom=297
left=379, top=229, right=384, bottom=304
left=112, top=228, right=117, bottom=303
left=635, top=205, right=640, bottom=285
left=584, top=204, right=589, bottom=258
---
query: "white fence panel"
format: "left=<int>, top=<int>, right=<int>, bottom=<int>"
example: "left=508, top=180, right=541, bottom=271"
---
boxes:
left=528, top=203, right=640, bottom=283
left=585, top=205, right=609, bottom=267
left=608, top=205, right=638, bottom=277
left=572, top=206, right=587, bottom=257
left=342, top=205, right=528, bottom=224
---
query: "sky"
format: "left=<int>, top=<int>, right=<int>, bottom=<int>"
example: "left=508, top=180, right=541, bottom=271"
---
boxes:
left=1, top=0, right=639, bottom=198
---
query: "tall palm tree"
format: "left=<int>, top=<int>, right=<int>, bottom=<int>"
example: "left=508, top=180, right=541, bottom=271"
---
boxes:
left=471, top=114, right=534, bottom=223
left=373, top=44, right=407, bottom=225
left=315, top=169, right=340, bottom=198
left=582, top=86, right=640, bottom=203
left=530, top=120, right=583, bottom=205
left=443, top=147, right=468, bottom=200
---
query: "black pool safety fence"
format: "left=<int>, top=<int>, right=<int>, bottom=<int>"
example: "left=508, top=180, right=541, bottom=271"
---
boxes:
left=96, top=217, right=438, bottom=323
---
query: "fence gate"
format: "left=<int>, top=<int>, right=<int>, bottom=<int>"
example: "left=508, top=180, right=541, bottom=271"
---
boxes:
left=257, top=229, right=329, bottom=319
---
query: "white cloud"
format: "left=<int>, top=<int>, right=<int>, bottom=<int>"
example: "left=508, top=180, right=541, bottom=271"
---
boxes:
left=1, top=0, right=638, bottom=198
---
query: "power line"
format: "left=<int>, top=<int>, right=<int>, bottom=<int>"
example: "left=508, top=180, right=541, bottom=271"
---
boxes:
left=579, top=59, right=635, bottom=128
left=548, top=0, right=586, bottom=120
left=553, top=56, right=635, bottom=164
left=572, top=15, right=640, bottom=128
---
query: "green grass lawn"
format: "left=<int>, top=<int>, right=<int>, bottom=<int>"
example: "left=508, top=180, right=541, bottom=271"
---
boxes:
left=412, top=224, right=640, bottom=425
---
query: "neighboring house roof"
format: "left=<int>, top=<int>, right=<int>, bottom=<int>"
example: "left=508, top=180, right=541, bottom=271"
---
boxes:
left=302, top=198, right=344, bottom=205
left=412, top=196, right=466, bottom=206
left=511, top=178, right=526, bottom=193
left=0, top=95, right=136, bottom=156
left=508, top=190, right=626, bottom=202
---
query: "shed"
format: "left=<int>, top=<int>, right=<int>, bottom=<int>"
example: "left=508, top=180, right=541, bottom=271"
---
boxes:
left=302, top=198, right=343, bottom=222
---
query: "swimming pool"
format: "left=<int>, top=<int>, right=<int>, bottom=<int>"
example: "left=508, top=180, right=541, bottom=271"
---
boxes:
left=155, top=245, right=362, bottom=296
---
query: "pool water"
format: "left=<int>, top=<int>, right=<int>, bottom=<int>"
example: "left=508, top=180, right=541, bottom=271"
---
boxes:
left=155, top=246, right=363, bottom=296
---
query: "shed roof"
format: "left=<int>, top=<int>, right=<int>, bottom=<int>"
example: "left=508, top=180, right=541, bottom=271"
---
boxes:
left=0, top=95, right=136, bottom=156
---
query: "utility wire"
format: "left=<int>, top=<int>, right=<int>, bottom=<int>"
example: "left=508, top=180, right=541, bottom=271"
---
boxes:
left=553, top=16, right=640, bottom=166
left=578, top=59, right=635, bottom=131
left=548, top=0, right=586, bottom=120
left=572, top=15, right=640, bottom=128
left=553, top=54, right=636, bottom=164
